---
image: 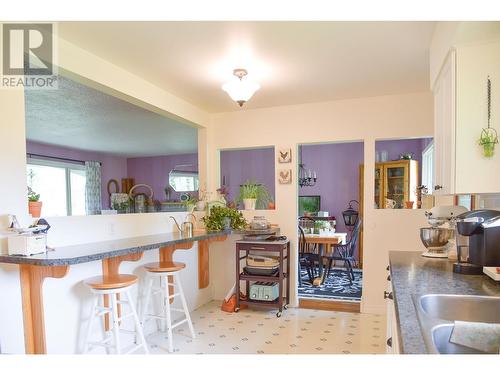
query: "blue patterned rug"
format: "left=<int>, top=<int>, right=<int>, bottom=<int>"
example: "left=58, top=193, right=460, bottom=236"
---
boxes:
left=298, top=267, right=363, bottom=301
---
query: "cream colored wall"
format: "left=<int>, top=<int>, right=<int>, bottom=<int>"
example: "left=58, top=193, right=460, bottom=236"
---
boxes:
left=206, top=92, right=433, bottom=314
left=455, top=41, right=500, bottom=193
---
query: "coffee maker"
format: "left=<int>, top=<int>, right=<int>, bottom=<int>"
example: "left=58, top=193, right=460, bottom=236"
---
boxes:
left=454, top=209, right=500, bottom=274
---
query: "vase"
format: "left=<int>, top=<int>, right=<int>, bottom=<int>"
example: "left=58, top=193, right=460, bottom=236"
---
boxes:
left=243, top=198, right=256, bottom=210
left=196, top=200, right=206, bottom=211
left=28, top=201, right=42, bottom=218
left=223, top=217, right=231, bottom=230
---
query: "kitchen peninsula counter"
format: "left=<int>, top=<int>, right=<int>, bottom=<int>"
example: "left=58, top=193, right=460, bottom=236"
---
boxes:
left=0, top=229, right=229, bottom=354
left=389, top=251, right=500, bottom=354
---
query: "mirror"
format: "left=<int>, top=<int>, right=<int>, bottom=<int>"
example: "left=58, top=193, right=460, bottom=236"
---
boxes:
left=25, top=73, right=198, bottom=216
left=219, top=147, right=275, bottom=210
left=373, top=137, right=433, bottom=209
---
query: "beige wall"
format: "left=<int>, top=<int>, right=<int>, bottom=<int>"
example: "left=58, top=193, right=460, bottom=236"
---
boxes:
left=206, top=92, right=433, bottom=314
left=455, top=41, right=500, bottom=193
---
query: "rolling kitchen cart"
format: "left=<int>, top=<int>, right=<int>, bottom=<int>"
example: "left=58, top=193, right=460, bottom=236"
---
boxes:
left=235, top=239, right=290, bottom=317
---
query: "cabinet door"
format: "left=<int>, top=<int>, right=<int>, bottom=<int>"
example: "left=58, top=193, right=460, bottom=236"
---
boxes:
left=374, top=164, right=383, bottom=209
left=433, top=50, right=456, bottom=195
left=383, top=162, right=408, bottom=209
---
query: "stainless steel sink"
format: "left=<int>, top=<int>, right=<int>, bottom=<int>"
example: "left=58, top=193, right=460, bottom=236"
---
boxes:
left=419, top=294, right=500, bottom=323
left=413, top=294, right=500, bottom=354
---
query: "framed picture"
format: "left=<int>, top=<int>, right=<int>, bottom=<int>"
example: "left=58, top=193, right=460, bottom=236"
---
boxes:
left=278, top=148, right=292, bottom=163
left=278, top=169, right=292, bottom=184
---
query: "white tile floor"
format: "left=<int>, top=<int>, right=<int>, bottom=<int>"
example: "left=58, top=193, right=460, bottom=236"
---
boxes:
left=147, top=300, right=386, bottom=354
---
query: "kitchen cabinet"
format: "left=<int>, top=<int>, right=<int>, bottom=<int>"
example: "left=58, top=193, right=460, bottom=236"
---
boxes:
left=361, top=160, right=419, bottom=209
left=385, top=266, right=400, bottom=354
left=433, top=42, right=500, bottom=195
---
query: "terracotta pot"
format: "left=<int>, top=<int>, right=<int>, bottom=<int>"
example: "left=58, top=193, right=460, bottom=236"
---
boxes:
left=405, top=201, right=414, bottom=209
left=268, top=202, right=275, bottom=209
left=29, top=201, right=43, bottom=218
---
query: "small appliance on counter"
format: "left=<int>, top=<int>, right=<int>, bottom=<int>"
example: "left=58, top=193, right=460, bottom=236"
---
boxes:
left=420, top=205, right=468, bottom=258
left=7, top=217, right=50, bottom=256
left=454, top=209, right=500, bottom=275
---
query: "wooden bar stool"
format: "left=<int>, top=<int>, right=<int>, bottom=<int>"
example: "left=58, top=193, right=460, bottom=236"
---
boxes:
left=140, top=261, right=195, bottom=353
left=82, top=274, right=149, bottom=354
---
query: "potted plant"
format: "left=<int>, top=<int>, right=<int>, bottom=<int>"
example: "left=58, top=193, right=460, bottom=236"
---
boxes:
left=237, top=179, right=271, bottom=210
left=479, top=128, right=498, bottom=158
left=202, top=206, right=248, bottom=231
left=28, top=186, right=42, bottom=218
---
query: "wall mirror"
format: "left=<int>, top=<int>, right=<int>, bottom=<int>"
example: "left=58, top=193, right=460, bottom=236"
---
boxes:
left=25, top=73, right=199, bottom=217
left=371, top=137, right=433, bottom=209
left=219, top=146, right=275, bottom=210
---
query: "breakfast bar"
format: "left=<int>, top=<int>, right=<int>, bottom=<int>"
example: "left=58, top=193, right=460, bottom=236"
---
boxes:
left=0, top=230, right=228, bottom=354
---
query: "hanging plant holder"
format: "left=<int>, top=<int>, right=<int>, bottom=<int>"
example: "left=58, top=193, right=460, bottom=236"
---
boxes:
left=479, top=76, right=498, bottom=158
left=479, top=127, right=498, bottom=158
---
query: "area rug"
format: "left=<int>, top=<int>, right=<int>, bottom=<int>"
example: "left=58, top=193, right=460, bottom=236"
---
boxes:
left=298, top=267, right=363, bottom=301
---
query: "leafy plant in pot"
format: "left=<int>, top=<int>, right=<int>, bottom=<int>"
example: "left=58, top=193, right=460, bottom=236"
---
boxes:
left=237, top=179, right=271, bottom=210
left=202, top=206, right=248, bottom=231
left=28, top=186, right=42, bottom=218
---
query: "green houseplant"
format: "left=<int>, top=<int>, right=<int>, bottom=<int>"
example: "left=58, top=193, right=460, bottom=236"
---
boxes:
left=203, top=206, right=248, bottom=231
left=237, top=179, right=271, bottom=210
left=28, top=186, right=42, bottom=218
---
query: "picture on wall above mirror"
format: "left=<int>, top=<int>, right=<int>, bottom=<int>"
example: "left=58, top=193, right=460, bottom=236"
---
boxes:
left=219, top=147, right=276, bottom=210
left=370, top=137, right=434, bottom=209
left=25, top=73, right=199, bottom=217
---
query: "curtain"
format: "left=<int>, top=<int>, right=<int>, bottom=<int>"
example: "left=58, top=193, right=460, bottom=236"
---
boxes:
left=85, top=161, right=102, bottom=215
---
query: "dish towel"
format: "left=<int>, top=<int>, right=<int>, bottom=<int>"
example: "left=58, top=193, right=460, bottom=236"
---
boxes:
left=450, top=321, right=500, bottom=353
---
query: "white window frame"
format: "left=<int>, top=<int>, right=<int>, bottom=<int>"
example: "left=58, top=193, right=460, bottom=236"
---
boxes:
left=27, top=158, right=86, bottom=216
left=421, top=141, right=434, bottom=195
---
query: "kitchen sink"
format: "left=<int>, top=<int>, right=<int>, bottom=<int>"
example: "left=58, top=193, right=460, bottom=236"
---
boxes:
left=419, top=294, right=500, bottom=323
left=414, top=294, right=500, bottom=354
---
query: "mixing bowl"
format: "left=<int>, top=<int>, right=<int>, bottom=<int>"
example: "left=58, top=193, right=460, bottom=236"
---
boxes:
left=420, top=227, right=454, bottom=249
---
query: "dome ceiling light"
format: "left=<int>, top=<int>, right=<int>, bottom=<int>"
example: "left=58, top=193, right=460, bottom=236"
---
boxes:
left=221, top=68, right=260, bottom=107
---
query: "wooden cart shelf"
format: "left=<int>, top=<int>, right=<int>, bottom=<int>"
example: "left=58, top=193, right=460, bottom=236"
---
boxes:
left=235, top=239, right=290, bottom=317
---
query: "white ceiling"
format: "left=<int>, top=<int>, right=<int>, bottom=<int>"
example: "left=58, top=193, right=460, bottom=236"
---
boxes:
left=25, top=75, right=198, bottom=157
left=59, top=21, right=436, bottom=113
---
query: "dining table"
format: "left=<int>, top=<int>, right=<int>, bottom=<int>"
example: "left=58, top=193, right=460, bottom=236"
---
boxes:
left=304, top=232, right=348, bottom=286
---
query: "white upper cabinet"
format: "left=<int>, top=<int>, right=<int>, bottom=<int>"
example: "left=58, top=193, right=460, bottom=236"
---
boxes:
left=433, top=50, right=456, bottom=195
left=433, top=41, right=500, bottom=195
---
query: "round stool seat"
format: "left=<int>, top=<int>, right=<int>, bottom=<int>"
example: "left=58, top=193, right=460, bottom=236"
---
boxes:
left=84, top=274, right=138, bottom=290
left=143, top=261, right=186, bottom=273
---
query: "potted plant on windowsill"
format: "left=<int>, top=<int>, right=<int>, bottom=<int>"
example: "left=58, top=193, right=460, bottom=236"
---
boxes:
left=28, top=186, right=42, bottom=218
left=237, top=179, right=271, bottom=210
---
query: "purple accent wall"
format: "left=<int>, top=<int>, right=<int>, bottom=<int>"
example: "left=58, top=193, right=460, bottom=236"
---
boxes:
left=26, top=141, right=128, bottom=208
left=299, top=142, right=364, bottom=236
left=375, top=137, right=433, bottom=182
left=127, top=153, right=198, bottom=201
left=220, top=148, right=275, bottom=207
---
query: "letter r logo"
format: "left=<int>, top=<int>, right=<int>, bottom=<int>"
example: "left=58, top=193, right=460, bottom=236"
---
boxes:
left=2, top=23, right=53, bottom=76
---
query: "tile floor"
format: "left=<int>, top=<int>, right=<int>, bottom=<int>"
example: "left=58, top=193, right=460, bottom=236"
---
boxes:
left=147, top=300, right=386, bottom=354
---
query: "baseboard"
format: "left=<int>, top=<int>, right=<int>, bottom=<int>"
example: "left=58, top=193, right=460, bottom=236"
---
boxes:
left=299, top=298, right=360, bottom=313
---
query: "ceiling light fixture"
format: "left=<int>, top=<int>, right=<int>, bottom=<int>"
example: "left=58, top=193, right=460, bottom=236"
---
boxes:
left=222, top=68, right=260, bottom=107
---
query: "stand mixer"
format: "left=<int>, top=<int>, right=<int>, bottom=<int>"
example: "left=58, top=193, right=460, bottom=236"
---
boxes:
left=420, top=205, right=468, bottom=258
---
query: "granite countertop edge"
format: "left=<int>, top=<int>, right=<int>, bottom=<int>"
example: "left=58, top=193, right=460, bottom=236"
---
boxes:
left=0, top=230, right=230, bottom=266
left=389, top=251, right=500, bottom=354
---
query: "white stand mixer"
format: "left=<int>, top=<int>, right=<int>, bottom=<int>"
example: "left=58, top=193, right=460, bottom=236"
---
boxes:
left=420, top=205, right=468, bottom=258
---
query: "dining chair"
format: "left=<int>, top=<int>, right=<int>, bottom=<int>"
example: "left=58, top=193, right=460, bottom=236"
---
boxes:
left=298, top=226, right=320, bottom=286
left=321, top=218, right=361, bottom=285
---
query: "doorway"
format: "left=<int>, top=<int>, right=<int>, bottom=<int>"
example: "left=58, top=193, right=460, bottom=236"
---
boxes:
left=296, top=141, right=364, bottom=308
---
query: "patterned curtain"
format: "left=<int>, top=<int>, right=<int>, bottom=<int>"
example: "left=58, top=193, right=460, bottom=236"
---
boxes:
left=85, top=161, right=102, bottom=215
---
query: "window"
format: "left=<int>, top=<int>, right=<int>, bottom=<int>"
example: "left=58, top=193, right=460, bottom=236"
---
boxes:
left=168, top=170, right=199, bottom=192
left=421, top=141, right=434, bottom=194
left=27, top=158, right=87, bottom=217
